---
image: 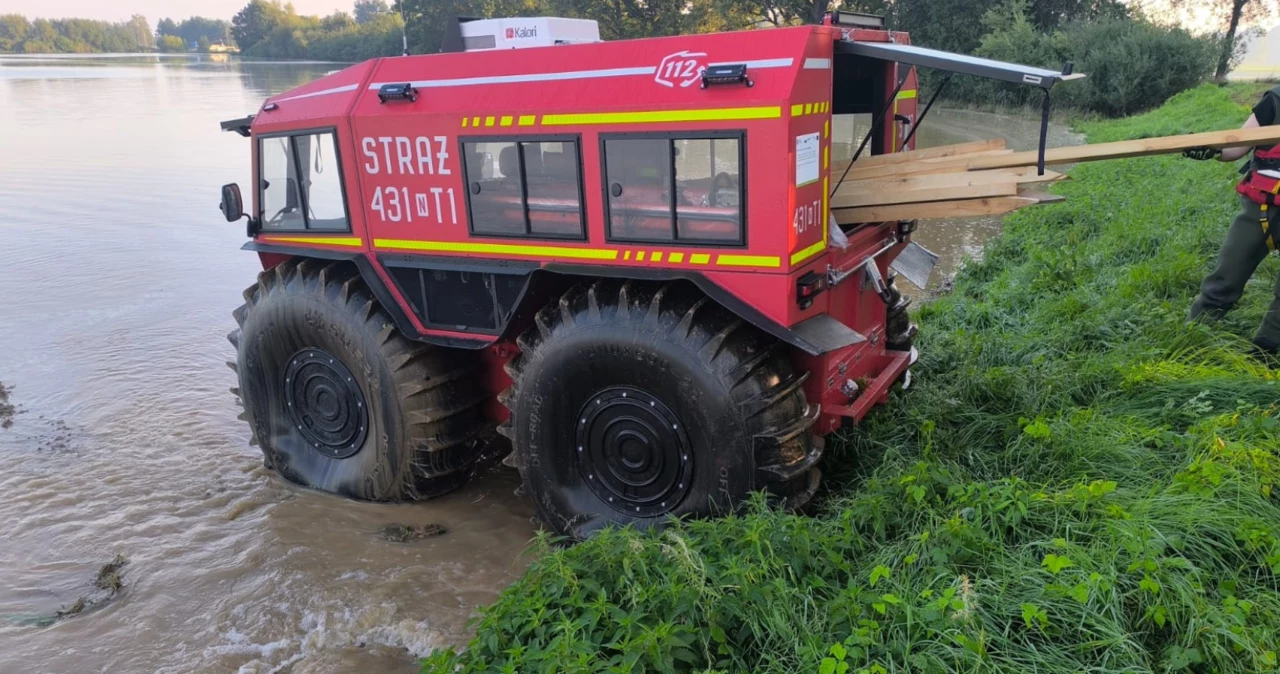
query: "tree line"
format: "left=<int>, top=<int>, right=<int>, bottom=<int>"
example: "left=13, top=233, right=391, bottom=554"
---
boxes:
left=0, top=14, right=154, bottom=53
left=230, top=0, right=404, bottom=61
left=155, top=17, right=233, bottom=53
left=1, top=0, right=1272, bottom=117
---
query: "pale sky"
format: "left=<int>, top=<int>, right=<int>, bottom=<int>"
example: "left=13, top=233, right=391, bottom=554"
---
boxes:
left=0, top=0, right=1268, bottom=34
left=0, top=0, right=357, bottom=23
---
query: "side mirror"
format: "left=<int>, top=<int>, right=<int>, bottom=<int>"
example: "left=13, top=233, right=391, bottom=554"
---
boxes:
left=220, top=183, right=245, bottom=222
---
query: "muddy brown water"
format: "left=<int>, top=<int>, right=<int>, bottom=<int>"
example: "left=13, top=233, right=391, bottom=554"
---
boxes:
left=0, top=55, right=1078, bottom=673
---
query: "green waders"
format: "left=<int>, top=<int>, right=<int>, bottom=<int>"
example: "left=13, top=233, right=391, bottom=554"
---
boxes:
left=1189, top=194, right=1280, bottom=351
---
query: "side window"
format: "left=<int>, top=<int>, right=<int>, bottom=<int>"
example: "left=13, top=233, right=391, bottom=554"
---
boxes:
left=603, top=134, right=744, bottom=245
left=260, top=136, right=305, bottom=230
left=462, top=137, right=584, bottom=239
left=604, top=139, right=671, bottom=241
left=258, top=131, right=350, bottom=231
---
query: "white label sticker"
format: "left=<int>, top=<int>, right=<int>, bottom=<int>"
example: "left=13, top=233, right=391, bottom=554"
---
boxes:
left=796, top=133, right=820, bottom=187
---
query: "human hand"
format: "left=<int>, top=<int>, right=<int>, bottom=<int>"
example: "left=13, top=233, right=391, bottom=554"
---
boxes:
left=1182, top=147, right=1221, bottom=161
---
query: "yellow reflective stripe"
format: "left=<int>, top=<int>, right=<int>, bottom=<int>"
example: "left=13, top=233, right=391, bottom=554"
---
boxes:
left=624, top=250, right=631, bottom=260
left=484, top=116, right=496, bottom=126
left=716, top=254, right=780, bottom=268
left=824, top=120, right=830, bottom=139
left=897, top=89, right=917, bottom=100
left=650, top=252, right=663, bottom=262
left=542, top=106, right=782, bottom=126
left=823, top=146, right=829, bottom=169
left=471, top=116, right=481, bottom=127
left=790, top=239, right=827, bottom=266
left=804, top=103, right=813, bottom=115
left=461, top=117, right=469, bottom=127
left=669, top=252, right=684, bottom=263
left=791, top=103, right=804, bottom=116
left=261, top=236, right=362, bottom=247
left=690, top=253, right=711, bottom=264
left=518, top=115, right=536, bottom=126
left=500, top=115, right=513, bottom=126
left=374, top=239, right=619, bottom=260
left=636, top=251, right=646, bottom=261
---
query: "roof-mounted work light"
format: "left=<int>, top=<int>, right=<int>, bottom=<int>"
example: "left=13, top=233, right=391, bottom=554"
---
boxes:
left=378, top=83, right=418, bottom=104
left=831, top=11, right=885, bottom=29
left=701, top=64, right=753, bottom=88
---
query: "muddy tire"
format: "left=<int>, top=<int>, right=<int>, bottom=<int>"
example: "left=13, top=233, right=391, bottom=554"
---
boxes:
left=500, top=280, right=820, bottom=538
left=227, top=260, right=485, bottom=501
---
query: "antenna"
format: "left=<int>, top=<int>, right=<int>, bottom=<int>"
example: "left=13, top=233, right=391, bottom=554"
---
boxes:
left=398, top=1, right=409, bottom=55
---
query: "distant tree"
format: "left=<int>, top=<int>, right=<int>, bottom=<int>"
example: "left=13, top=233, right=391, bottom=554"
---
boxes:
left=0, top=14, right=31, bottom=52
left=232, top=0, right=290, bottom=50
left=888, top=0, right=1005, bottom=51
left=175, top=17, right=233, bottom=44
left=994, top=0, right=1127, bottom=30
left=156, top=17, right=178, bottom=37
left=198, top=36, right=212, bottom=51
left=28, top=18, right=58, bottom=45
left=354, top=0, right=392, bottom=24
left=322, top=11, right=357, bottom=31
left=712, top=0, right=887, bottom=27
left=397, top=0, right=532, bottom=53
left=158, top=34, right=187, bottom=51
left=1207, top=0, right=1280, bottom=81
left=127, top=14, right=153, bottom=49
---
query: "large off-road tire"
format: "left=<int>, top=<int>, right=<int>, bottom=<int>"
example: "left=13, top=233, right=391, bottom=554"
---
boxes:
left=500, top=280, right=821, bottom=538
left=228, top=259, right=486, bottom=501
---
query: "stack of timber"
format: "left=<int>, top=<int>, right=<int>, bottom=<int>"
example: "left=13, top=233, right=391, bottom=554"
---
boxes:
left=831, top=126, right=1280, bottom=226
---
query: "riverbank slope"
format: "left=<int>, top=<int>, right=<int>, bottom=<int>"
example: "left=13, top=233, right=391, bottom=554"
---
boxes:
left=424, top=83, right=1280, bottom=674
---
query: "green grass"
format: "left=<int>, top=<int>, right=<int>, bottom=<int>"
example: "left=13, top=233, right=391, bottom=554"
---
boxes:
left=422, top=84, right=1280, bottom=674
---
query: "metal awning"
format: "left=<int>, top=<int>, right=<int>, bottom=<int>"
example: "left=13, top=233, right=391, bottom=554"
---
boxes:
left=833, top=40, right=1085, bottom=177
left=220, top=115, right=255, bottom=137
left=836, top=41, right=1082, bottom=89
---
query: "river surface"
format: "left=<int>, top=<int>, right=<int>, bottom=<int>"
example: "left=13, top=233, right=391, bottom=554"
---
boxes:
left=0, top=54, right=536, bottom=674
left=0, top=54, right=1077, bottom=673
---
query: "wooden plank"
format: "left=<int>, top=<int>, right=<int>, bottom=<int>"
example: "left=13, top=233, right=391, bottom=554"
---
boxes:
left=969, top=125, right=1280, bottom=170
left=842, top=138, right=1006, bottom=168
left=1016, top=190, right=1066, bottom=204
left=833, top=196, right=1039, bottom=225
left=831, top=181, right=1019, bottom=209
left=836, top=167, right=1063, bottom=197
left=835, top=150, right=1015, bottom=182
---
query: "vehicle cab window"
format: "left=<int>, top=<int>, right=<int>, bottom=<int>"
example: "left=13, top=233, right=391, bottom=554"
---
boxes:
left=258, top=131, right=350, bottom=231
left=603, top=132, right=744, bottom=246
left=461, top=136, right=585, bottom=240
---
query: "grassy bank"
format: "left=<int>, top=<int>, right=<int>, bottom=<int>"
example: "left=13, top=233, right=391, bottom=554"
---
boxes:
left=423, top=84, right=1280, bottom=674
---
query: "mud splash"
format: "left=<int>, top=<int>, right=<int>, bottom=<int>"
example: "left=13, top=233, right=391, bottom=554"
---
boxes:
left=4, top=555, right=128, bottom=628
left=0, top=382, right=17, bottom=429
left=379, top=523, right=448, bottom=542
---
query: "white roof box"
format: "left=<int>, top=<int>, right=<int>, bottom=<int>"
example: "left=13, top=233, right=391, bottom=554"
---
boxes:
left=460, top=17, right=601, bottom=51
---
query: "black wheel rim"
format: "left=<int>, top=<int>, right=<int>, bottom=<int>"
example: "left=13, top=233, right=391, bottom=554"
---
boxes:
left=282, top=348, right=368, bottom=459
left=575, top=386, right=692, bottom=517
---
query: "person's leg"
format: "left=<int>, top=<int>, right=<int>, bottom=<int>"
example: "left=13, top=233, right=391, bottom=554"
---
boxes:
left=1190, top=196, right=1271, bottom=321
left=1255, top=262, right=1280, bottom=352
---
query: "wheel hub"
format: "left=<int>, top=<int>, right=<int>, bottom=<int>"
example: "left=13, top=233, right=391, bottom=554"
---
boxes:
left=575, top=387, right=692, bottom=517
left=282, top=348, right=368, bottom=459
